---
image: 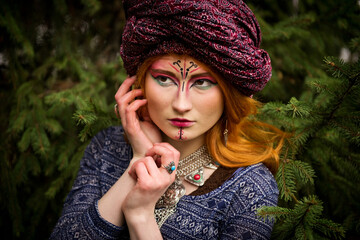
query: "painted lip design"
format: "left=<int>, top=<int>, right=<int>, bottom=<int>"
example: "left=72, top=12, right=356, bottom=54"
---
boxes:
left=169, top=118, right=195, bottom=127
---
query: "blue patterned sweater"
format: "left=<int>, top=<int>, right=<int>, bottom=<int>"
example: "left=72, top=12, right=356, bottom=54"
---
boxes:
left=50, top=126, right=279, bottom=239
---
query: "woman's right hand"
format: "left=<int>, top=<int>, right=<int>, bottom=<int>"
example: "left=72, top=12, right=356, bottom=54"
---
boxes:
left=122, top=143, right=179, bottom=239
left=115, top=76, right=161, bottom=158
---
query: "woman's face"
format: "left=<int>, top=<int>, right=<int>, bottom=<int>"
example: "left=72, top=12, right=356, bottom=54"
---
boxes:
left=145, top=55, right=224, bottom=143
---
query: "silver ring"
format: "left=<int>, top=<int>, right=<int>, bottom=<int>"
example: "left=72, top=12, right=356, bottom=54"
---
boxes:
left=114, top=103, right=119, bottom=117
left=162, top=161, right=176, bottom=174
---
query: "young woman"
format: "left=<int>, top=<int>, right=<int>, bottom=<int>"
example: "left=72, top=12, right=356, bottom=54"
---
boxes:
left=50, top=1, right=286, bottom=239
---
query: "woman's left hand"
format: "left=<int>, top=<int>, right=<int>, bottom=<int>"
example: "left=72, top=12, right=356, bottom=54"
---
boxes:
left=122, top=143, right=180, bottom=223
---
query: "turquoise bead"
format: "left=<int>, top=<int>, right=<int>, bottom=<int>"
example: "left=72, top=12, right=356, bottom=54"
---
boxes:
left=171, top=165, right=176, bottom=171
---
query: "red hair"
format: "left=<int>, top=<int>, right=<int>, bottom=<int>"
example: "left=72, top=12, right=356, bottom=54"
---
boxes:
left=134, top=54, right=287, bottom=174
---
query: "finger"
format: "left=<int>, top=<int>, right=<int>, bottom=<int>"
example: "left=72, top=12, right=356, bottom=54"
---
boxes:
left=128, top=157, right=152, bottom=180
left=149, top=143, right=180, bottom=165
left=130, top=159, right=172, bottom=193
left=114, top=76, right=139, bottom=119
left=118, top=88, right=143, bottom=104
left=153, top=155, right=162, bottom=167
left=141, top=156, right=162, bottom=177
left=117, top=89, right=143, bottom=112
left=133, top=161, right=152, bottom=183
left=115, top=76, right=136, bottom=100
left=128, top=162, right=139, bottom=179
left=146, top=145, right=180, bottom=174
left=124, top=99, right=148, bottom=134
left=125, top=99, right=147, bottom=120
left=116, top=90, right=144, bottom=125
left=146, top=144, right=178, bottom=160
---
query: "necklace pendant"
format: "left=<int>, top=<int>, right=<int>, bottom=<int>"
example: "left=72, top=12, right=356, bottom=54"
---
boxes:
left=156, top=176, right=186, bottom=208
left=205, top=162, right=218, bottom=170
left=185, top=167, right=205, bottom=186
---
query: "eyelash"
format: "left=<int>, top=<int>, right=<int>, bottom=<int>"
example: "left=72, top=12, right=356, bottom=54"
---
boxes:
left=151, top=74, right=178, bottom=87
left=191, top=79, right=217, bottom=90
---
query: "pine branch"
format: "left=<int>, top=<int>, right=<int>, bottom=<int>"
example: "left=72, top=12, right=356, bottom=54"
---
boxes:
left=288, top=160, right=315, bottom=185
left=269, top=196, right=345, bottom=240
left=297, top=58, right=359, bottom=153
left=349, top=37, right=360, bottom=52
left=0, top=9, right=34, bottom=58
left=330, top=118, right=360, bottom=146
left=74, top=97, right=120, bottom=139
left=314, top=219, right=346, bottom=239
left=277, top=154, right=299, bottom=203
left=257, top=206, right=292, bottom=221
left=261, top=14, right=315, bottom=41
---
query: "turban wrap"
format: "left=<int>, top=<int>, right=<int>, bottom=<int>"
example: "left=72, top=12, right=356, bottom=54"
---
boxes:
left=120, top=0, right=271, bottom=96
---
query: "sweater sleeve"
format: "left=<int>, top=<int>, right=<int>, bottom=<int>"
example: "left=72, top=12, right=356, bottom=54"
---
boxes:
left=49, top=127, right=130, bottom=240
left=219, top=165, right=279, bottom=240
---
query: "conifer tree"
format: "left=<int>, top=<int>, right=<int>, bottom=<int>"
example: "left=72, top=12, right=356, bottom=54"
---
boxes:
left=252, top=1, right=360, bottom=238
left=257, top=56, right=359, bottom=239
left=0, top=0, right=359, bottom=239
left=0, top=1, right=125, bottom=239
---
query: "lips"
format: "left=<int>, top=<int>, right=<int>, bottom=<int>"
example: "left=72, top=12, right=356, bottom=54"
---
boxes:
left=169, top=118, right=195, bottom=127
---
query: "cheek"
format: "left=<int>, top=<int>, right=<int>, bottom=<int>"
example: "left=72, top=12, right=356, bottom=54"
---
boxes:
left=145, top=87, right=160, bottom=115
left=195, top=90, right=224, bottom=118
left=145, top=79, right=171, bottom=117
left=147, top=97, right=165, bottom=121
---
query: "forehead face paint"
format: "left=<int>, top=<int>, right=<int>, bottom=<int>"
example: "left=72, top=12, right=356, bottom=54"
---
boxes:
left=150, top=58, right=218, bottom=95
left=186, top=61, right=198, bottom=78
left=150, top=58, right=218, bottom=96
left=170, top=59, right=200, bottom=92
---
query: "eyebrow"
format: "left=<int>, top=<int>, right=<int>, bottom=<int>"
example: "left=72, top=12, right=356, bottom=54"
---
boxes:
left=150, top=69, right=177, bottom=78
left=149, top=69, right=213, bottom=79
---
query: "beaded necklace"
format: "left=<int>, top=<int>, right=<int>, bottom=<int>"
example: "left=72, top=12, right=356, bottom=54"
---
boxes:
left=154, top=145, right=218, bottom=227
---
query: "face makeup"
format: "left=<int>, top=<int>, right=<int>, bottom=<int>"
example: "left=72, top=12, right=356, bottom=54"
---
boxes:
left=145, top=55, right=224, bottom=144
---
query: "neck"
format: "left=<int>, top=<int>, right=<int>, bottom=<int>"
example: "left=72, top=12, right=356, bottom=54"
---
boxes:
left=162, top=134, right=205, bottom=159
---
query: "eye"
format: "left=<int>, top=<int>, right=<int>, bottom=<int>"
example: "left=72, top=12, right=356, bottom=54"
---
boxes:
left=151, top=74, right=177, bottom=87
left=191, top=79, right=217, bottom=90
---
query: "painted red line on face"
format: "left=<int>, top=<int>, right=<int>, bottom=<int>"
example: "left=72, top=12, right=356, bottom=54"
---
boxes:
left=189, top=68, right=200, bottom=74
left=183, top=60, right=186, bottom=80
left=168, top=63, right=180, bottom=72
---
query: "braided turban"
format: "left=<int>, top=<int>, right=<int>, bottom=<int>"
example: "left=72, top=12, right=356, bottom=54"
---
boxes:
left=120, top=0, right=271, bottom=96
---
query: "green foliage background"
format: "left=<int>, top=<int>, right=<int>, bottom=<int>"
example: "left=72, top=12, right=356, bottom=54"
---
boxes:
left=0, top=0, right=359, bottom=239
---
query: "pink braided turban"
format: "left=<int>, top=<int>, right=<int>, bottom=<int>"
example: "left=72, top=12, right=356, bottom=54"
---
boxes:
left=120, top=0, right=271, bottom=96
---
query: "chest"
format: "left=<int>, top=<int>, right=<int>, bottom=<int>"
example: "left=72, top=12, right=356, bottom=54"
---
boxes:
left=160, top=196, right=228, bottom=240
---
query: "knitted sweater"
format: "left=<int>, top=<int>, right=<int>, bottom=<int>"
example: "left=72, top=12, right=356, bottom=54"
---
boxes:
left=50, top=126, right=279, bottom=240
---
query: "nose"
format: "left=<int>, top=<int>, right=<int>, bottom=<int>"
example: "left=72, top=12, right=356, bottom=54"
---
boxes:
left=172, top=91, right=192, bottom=113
